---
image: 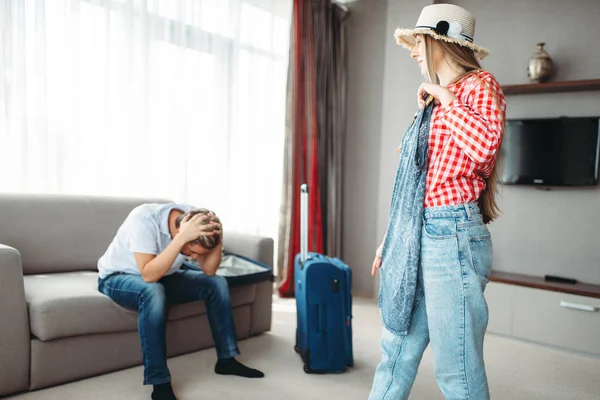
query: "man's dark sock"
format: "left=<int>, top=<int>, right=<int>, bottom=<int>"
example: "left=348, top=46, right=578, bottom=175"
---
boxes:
left=215, top=358, right=265, bottom=378
left=151, top=382, right=177, bottom=400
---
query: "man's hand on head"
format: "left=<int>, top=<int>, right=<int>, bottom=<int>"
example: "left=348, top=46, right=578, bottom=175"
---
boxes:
left=212, top=216, right=223, bottom=237
left=176, top=212, right=219, bottom=244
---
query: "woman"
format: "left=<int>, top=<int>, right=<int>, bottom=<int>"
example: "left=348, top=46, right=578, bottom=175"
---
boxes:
left=369, top=4, right=506, bottom=400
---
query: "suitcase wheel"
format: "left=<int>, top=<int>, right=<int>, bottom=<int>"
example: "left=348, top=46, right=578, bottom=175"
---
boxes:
left=303, top=349, right=311, bottom=373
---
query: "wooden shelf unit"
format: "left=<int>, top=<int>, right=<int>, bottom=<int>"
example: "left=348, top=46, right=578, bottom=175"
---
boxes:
left=501, top=79, right=600, bottom=95
left=490, top=271, right=600, bottom=299
left=486, top=274, right=600, bottom=357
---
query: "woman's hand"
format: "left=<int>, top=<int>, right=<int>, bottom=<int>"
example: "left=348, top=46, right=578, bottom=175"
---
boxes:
left=417, top=82, right=456, bottom=109
left=371, top=242, right=384, bottom=276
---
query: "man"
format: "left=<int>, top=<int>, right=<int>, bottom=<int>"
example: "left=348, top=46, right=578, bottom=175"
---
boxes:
left=98, top=203, right=264, bottom=400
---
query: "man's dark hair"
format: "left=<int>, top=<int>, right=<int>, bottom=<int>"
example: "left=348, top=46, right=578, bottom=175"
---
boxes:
left=175, top=208, right=221, bottom=250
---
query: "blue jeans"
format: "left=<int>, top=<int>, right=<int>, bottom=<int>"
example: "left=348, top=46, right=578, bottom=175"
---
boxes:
left=98, top=270, right=240, bottom=385
left=370, top=203, right=493, bottom=400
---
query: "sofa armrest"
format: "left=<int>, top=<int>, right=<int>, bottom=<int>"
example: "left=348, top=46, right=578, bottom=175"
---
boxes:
left=223, top=232, right=274, bottom=268
left=0, top=245, right=30, bottom=396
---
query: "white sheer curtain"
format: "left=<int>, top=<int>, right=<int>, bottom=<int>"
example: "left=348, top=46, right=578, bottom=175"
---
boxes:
left=0, top=0, right=291, bottom=240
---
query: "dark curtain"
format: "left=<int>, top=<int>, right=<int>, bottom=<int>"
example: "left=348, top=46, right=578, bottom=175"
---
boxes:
left=277, top=0, right=348, bottom=297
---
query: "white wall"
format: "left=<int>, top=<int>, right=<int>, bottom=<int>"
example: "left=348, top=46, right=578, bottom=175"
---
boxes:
left=342, top=0, right=388, bottom=296
left=343, top=0, right=431, bottom=297
left=374, top=0, right=432, bottom=297
left=453, top=0, right=600, bottom=285
left=343, top=0, right=600, bottom=298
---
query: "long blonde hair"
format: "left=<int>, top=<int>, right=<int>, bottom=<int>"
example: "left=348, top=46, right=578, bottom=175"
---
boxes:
left=424, top=35, right=503, bottom=224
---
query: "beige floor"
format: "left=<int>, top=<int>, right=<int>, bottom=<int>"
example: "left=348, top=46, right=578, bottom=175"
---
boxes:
left=6, top=296, right=600, bottom=400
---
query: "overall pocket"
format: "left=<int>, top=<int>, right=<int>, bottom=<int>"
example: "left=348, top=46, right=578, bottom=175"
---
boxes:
left=457, top=218, right=492, bottom=279
left=468, top=233, right=493, bottom=280
left=423, top=217, right=457, bottom=240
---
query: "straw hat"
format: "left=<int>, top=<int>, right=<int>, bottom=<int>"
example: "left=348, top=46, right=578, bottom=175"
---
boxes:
left=394, top=4, right=489, bottom=60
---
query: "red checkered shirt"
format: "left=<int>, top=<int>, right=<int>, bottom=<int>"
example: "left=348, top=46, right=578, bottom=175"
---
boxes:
left=424, top=70, right=506, bottom=208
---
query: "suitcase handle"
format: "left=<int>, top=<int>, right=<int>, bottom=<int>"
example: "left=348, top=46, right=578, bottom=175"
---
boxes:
left=300, top=183, right=308, bottom=264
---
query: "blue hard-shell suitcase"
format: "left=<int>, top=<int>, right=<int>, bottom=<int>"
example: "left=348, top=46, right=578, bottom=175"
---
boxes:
left=294, top=183, right=353, bottom=373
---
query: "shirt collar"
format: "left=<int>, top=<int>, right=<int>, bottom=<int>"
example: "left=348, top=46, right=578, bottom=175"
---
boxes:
left=160, top=205, right=181, bottom=237
left=160, top=204, right=193, bottom=237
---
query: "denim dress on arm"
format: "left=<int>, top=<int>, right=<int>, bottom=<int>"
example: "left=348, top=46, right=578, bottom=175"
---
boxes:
left=378, top=100, right=434, bottom=336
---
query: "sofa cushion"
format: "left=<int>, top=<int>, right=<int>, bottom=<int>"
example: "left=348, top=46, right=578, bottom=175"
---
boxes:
left=24, top=271, right=256, bottom=341
left=0, top=194, right=172, bottom=275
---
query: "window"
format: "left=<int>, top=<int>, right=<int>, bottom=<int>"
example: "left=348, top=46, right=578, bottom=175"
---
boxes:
left=0, top=0, right=292, bottom=241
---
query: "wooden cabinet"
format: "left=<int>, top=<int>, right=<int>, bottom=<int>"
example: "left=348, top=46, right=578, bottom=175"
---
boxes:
left=512, top=287, right=600, bottom=355
left=485, top=282, right=515, bottom=336
left=485, top=273, right=600, bottom=356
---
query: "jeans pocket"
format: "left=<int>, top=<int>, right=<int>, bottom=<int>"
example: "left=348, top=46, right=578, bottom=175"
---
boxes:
left=423, top=219, right=457, bottom=240
left=468, top=233, right=493, bottom=280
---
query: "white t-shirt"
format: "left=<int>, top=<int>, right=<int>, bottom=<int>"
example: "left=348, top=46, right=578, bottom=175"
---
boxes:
left=98, top=203, right=194, bottom=279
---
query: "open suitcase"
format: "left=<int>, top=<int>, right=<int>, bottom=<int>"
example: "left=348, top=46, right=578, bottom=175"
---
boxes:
left=182, top=252, right=273, bottom=286
left=294, top=183, right=354, bottom=373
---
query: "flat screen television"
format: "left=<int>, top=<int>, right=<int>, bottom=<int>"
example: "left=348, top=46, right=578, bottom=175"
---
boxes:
left=499, top=116, right=600, bottom=186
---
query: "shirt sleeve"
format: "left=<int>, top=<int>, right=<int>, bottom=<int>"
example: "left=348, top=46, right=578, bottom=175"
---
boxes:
left=127, top=215, right=159, bottom=255
left=440, top=72, right=506, bottom=165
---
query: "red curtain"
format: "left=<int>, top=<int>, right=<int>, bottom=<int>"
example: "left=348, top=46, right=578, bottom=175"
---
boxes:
left=277, top=0, right=347, bottom=298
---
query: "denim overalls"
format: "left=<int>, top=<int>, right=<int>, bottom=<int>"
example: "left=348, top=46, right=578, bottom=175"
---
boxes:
left=372, top=99, right=494, bottom=399
left=378, top=100, right=434, bottom=337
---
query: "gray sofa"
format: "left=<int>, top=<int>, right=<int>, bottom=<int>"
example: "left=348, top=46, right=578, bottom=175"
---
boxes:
left=0, top=194, right=274, bottom=397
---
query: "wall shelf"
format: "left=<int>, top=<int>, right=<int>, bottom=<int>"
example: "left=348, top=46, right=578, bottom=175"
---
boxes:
left=501, top=79, right=600, bottom=95
left=490, top=271, right=600, bottom=299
